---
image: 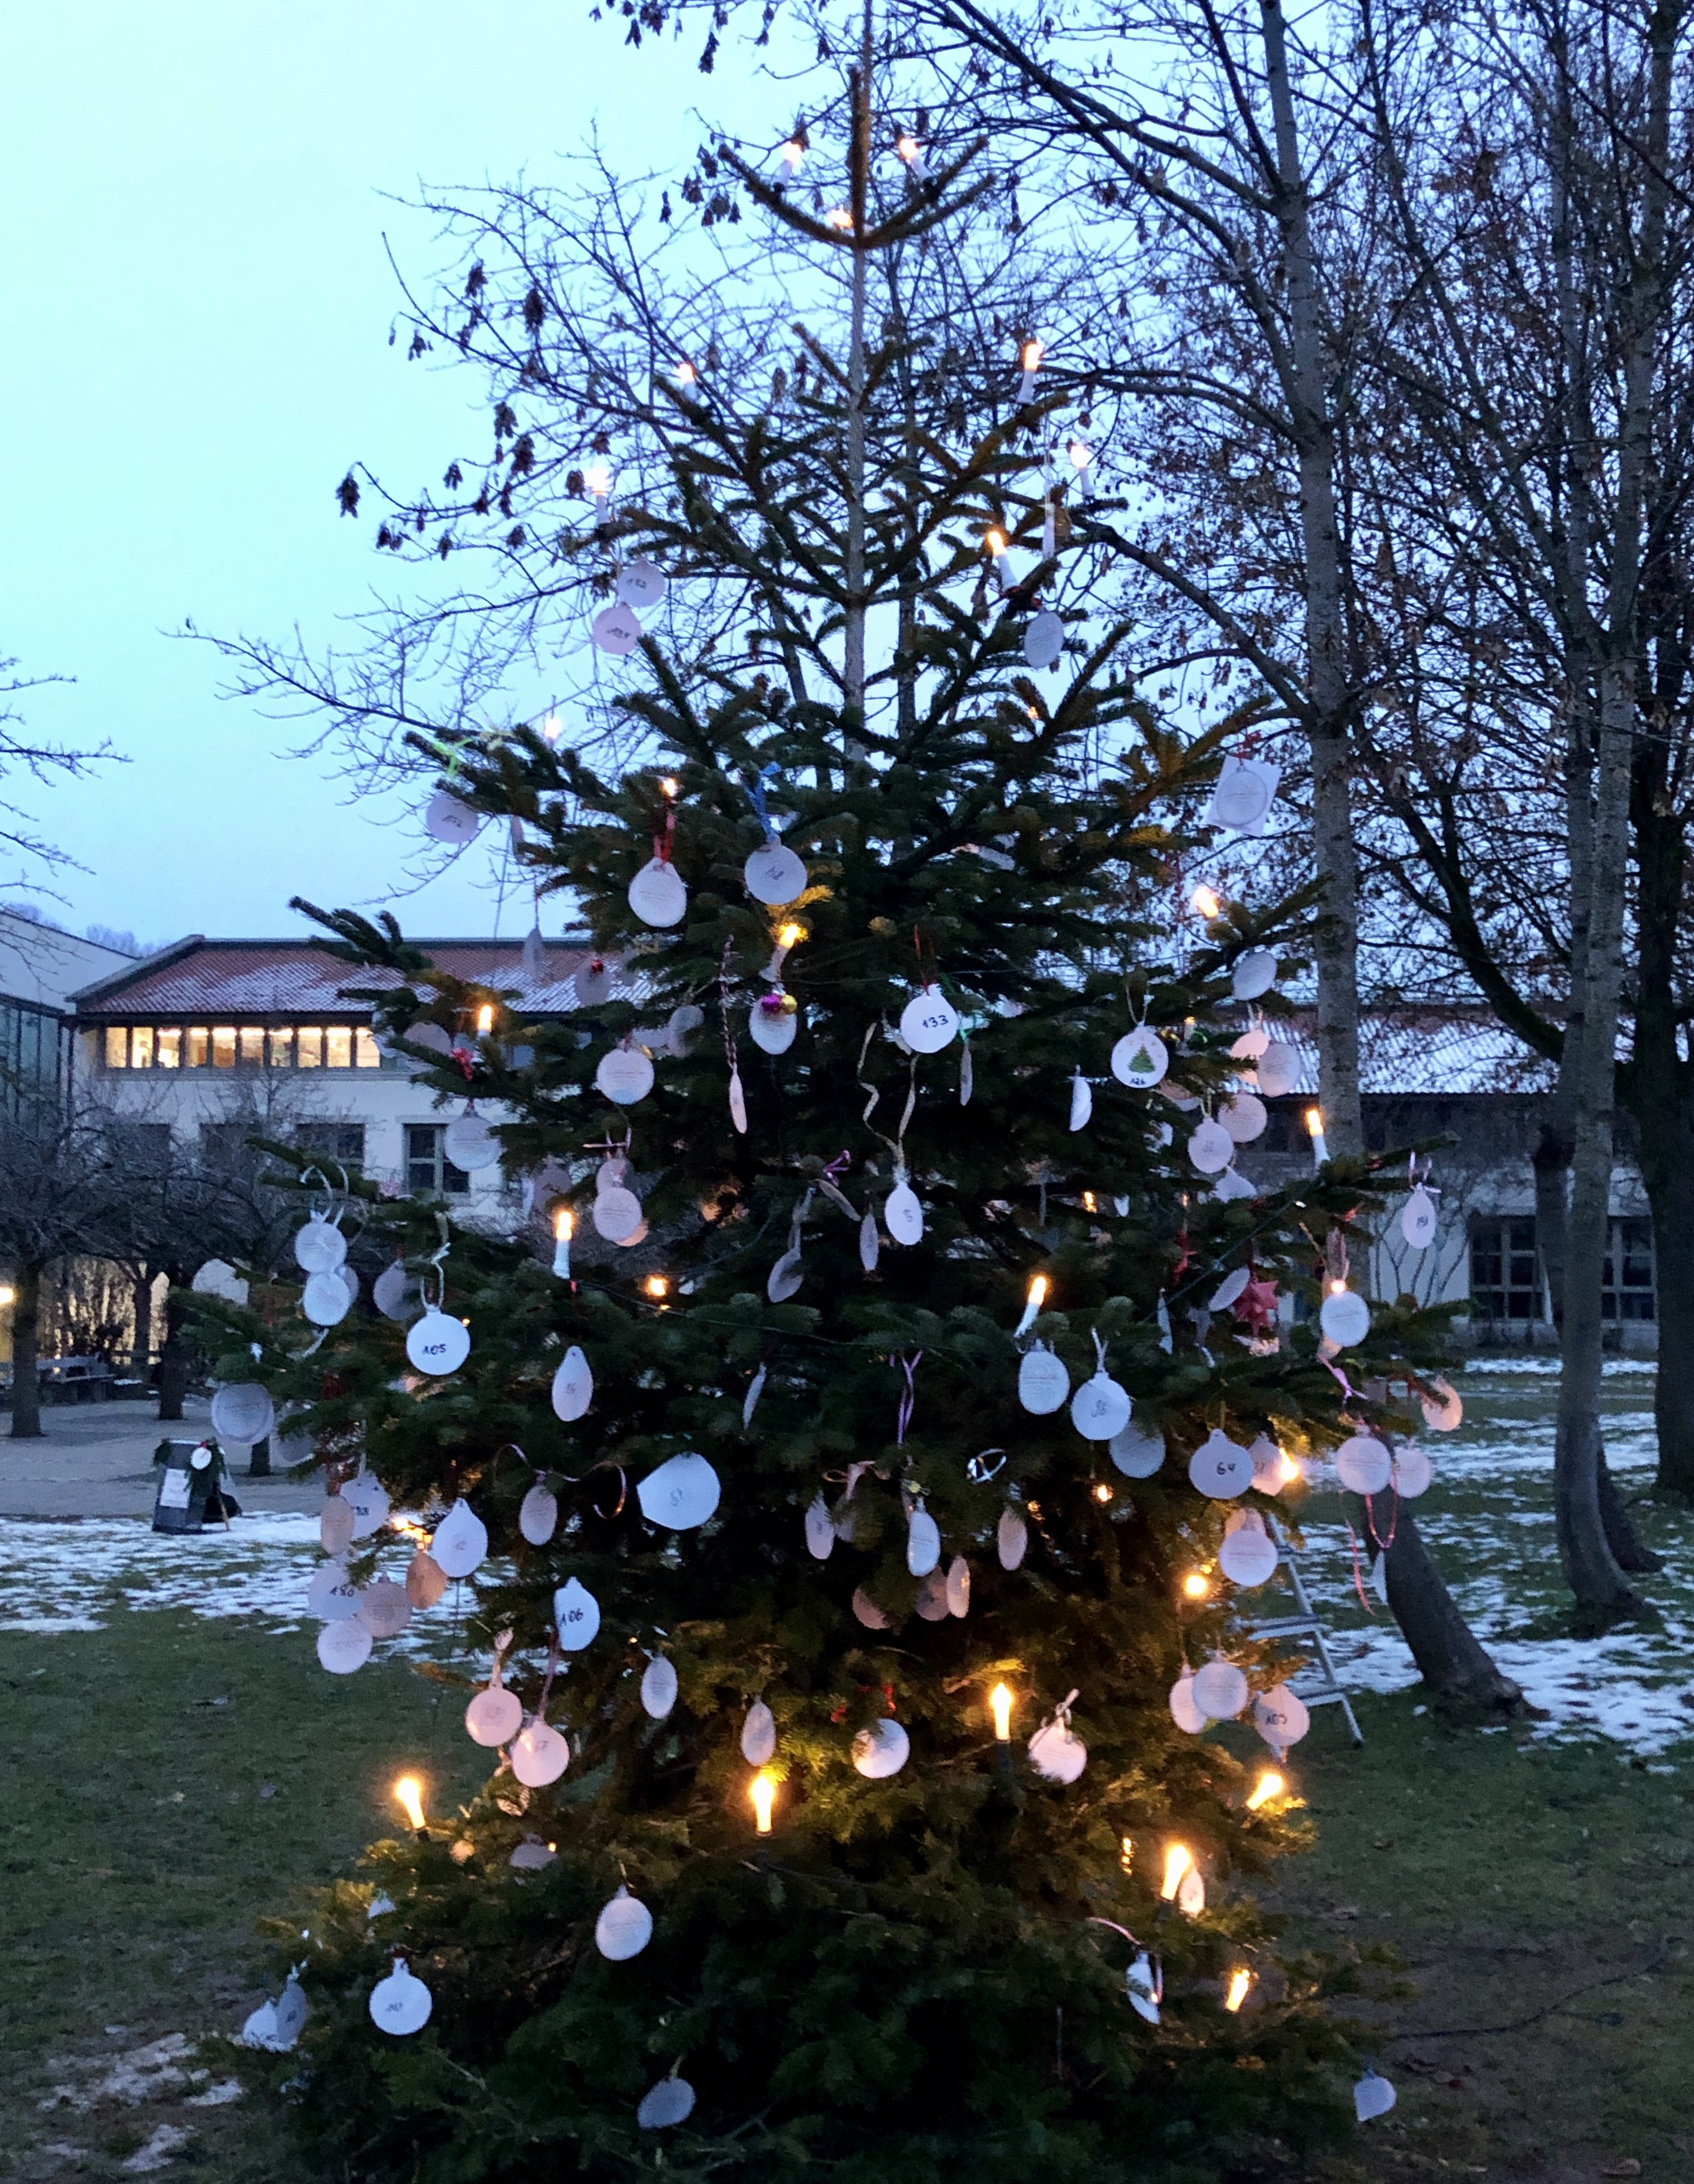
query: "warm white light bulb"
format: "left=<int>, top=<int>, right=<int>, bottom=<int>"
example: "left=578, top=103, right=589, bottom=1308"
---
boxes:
left=1159, top=1842, right=1192, bottom=1901
left=990, top=1683, right=1013, bottom=1741
left=1224, top=1967, right=1252, bottom=2012
left=1246, top=1770, right=1284, bottom=1812
left=750, top=1771, right=776, bottom=1832
left=1191, top=884, right=1221, bottom=919
left=393, top=1775, right=426, bottom=1832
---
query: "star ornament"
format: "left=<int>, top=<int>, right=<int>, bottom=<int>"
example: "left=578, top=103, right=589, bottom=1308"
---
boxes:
left=1232, top=1272, right=1280, bottom=1335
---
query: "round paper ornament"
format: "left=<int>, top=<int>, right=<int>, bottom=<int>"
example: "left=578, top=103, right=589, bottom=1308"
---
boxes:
left=318, top=1620, right=372, bottom=1675
left=743, top=839, right=808, bottom=906
left=1187, top=1117, right=1234, bottom=1174
left=405, top=1020, right=454, bottom=1058
left=307, top=1559, right=359, bottom=1622
left=637, top=1452, right=721, bottom=1530
left=320, top=1496, right=356, bottom=1555
left=596, top=1044, right=655, bottom=1105
left=466, top=1680, right=523, bottom=1748
left=1209, top=1266, right=1250, bottom=1312
left=946, top=1555, right=970, bottom=1616
left=628, top=856, right=688, bottom=928
left=1252, top=1682, right=1311, bottom=1756
left=666, top=1002, right=704, bottom=1054
left=1169, top=1667, right=1206, bottom=1735
left=405, top=1549, right=449, bottom=1609
left=1231, top=948, right=1278, bottom=1000
left=617, top=556, right=668, bottom=611
left=1220, top=1092, right=1268, bottom=1144
left=356, top=1578, right=413, bottom=1638
left=548, top=1345, right=593, bottom=1422
left=444, top=1107, right=499, bottom=1171
left=1125, top=1951, right=1161, bottom=2025
left=640, top=1655, right=678, bottom=1718
left=851, top=1587, right=893, bottom=1630
left=573, top=956, right=615, bottom=1008
left=1028, top=1713, right=1087, bottom=1785
left=1110, top=1417, right=1166, bottom=1478
left=519, top=1482, right=559, bottom=1545
left=914, top=1569, right=950, bottom=1621
left=997, top=1506, right=1029, bottom=1570
left=303, top=1270, right=352, bottom=1326
left=369, top=1959, right=432, bottom=2037
left=1232, top=1023, right=1270, bottom=1059
left=1354, top=2072, right=1397, bottom=2123
left=1188, top=1429, right=1252, bottom=1499
left=1218, top=1513, right=1278, bottom=1587
left=1111, top=1025, right=1169, bottom=1089
left=373, top=1262, right=418, bottom=1320
left=1400, top=1184, right=1438, bottom=1249
left=430, top=1498, right=488, bottom=1580
left=191, top=1258, right=247, bottom=1304
left=900, top=985, right=959, bottom=1054
left=341, top=1472, right=390, bottom=1538
left=1070, top=1368, right=1131, bottom=1442
left=906, top=1503, right=941, bottom=1577
left=1421, top=1376, right=1463, bottom=1432
left=210, top=1383, right=274, bottom=1445
left=407, top=1309, right=471, bottom=1376
left=1024, top=609, right=1065, bottom=670
left=553, top=1575, right=601, bottom=1650
left=1319, top=1286, right=1371, bottom=1348
left=852, top=1718, right=910, bottom=1779
left=637, top=2078, right=696, bottom=2130
left=804, top=1495, right=835, bottom=1560
left=1333, top=1434, right=1392, bottom=1495
left=260, top=1974, right=310, bottom=2051
left=509, top=1836, right=556, bottom=1871
left=425, top=788, right=481, bottom=845
left=1069, top=1072, right=1092, bottom=1131
left=592, top=602, right=643, bottom=655
left=592, top=1186, right=643, bottom=1243
left=749, top=997, right=798, bottom=1055
left=1018, top=1346, right=1070, bottom=1415
left=1248, top=1435, right=1288, bottom=1492
left=511, top=1716, right=570, bottom=1787
left=1392, top=1444, right=1433, bottom=1498
left=884, top=1177, right=924, bottom=1245
left=595, top=1885, right=653, bottom=1960
left=1209, top=756, right=1278, bottom=832
left=1254, top=1040, right=1302, bottom=1097
left=1192, top=1657, right=1250, bottom=1719
left=740, top=1700, right=776, bottom=1766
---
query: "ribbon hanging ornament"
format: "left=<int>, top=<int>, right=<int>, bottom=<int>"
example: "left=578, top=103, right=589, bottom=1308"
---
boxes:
left=742, top=763, right=808, bottom=905
left=628, top=776, right=688, bottom=928
left=720, top=938, right=748, bottom=1133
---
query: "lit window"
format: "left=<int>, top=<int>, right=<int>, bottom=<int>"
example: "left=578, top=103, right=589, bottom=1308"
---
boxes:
left=298, top=1028, right=323, bottom=1068
left=187, top=1028, right=209, bottom=1067
left=326, top=1026, right=352, bottom=1069
left=105, top=1027, right=128, bottom=1069
left=157, top=1028, right=182, bottom=1069
left=211, top=1027, right=237, bottom=1068
left=240, top=1026, right=265, bottom=1067
left=269, top=1028, right=294, bottom=1069
left=131, top=1025, right=155, bottom=1068
left=355, top=1028, right=380, bottom=1068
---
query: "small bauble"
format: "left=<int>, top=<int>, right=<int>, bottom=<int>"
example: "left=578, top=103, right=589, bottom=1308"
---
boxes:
left=905, top=1504, right=941, bottom=1576
left=628, top=855, right=688, bottom=929
left=1187, top=1117, right=1234, bottom=1174
left=573, top=956, right=615, bottom=1008
left=804, top=1495, right=835, bottom=1560
left=884, top=1179, right=924, bottom=1245
left=1018, top=1346, right=1070, bottom=1416
left=509, top=1836, right=556, bottom=1871
left=406, top=1308, right=471, bottom=1376
left=851, top=1718, right=910, bottom=1779
left=1110, top=1025, right=1169, bottom=1088
left=466, top=1684, right=523, bottom=1748
left=1401, top=1185, right=1438, bottom=1249
left=617, top=556, right=668, bottom=611
left=946, top=1555, right=970, bottom=1617
left=637, top=2078, right=696, bottom=2130
left=553, top=1575, right=601, bottom=1651
left=356, top=1578, right=413, bottom=1638
left=1333, top=1434, right=1392, bottom=1495
left=1028, top=1717, right=1087, bottom=1784
left=430, top=1498, right=488, bottom=1580
left=1188, top=1429, right=1252, bottom=1499
left=1069, top=1072, right=1093, bottom=1131
left=859, top=1211, right=880, bottom=1271
left=342, top=1470, right=391, bottom=1537
left=1392, top=1444, right=1434, bottom=1498
left=1220, top=1092, right=1268, bottom=1144
left=1207, top=754, right=1279, bottom=834
left=369, top=1959, right=432, bottom=2036
left=1230, top=947, right=1278, bottom=1000
left=424, top=788, right=481, bottom=845
left=510, top=1716, right=570, bottom=1787
left=1252, top=1682, right=1311, bottom=1756
left=306, top=1559, right=359, bottom=1622
left=1169, top=1667, right=1206, bottom=1735
left=1255, top=1040, right=1302, bottom=1097
left=851, top=1587, right=893, bottom=1630
left=596, top=1045, right=655, bottom=1105
left=1070, top=1370, right=1131, bottom=1443
left=551, top=1345, right=594, bottom=1421
left=636, top=1452, right=721, bottom=1530
left=591, top=602, right=643, bottom=655
left=320, top=1497, right=355, bottom=1555
left=303, top=1271, right=352, bottom=1327
left=1319, top=1287, right=1371, bottom=1348
left=997, top=1506, right=1028, bottom=1570
left=444, top=1107, right=499, bottom=1171
left=372, top=1262, right=418, bottom=1320
left=1109, top=1417, right=1166, bottom=1478
left=592, top=1187, right=643, bottom=1244
left=1024, top=609, right=1065, bottom=669
left=317, top=1620, right=372, bottom=1675
left=740, top=1700, right=776, bottom=1766
left=405, top=1549, right=449, bottom=1610
left=519, top=1483, right=559, bottom=1545
left=640, top=1655, right=679, bottom=1719
left=595, top=1885, right=653, bottom=1960
left=1354, top=2072, right=1397, bottom=2123
left=209, top=1383, right=274, bottom=1446
left=914, top=1569, right=950, bottom=1621
left=749, top=997, right=798, bottom=1054
left=1192, top=1657, right=1250, bottom=1719
left=1217, top=1513, right=1278, bottom=1588
left=743, top=839, right=808, bottom=906
left=1421, top=1376, right=1463, bottom=1432
left=899, top=984, right=959, bottom=1054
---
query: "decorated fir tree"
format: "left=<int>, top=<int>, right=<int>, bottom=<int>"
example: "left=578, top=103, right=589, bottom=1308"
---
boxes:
left=211, top=60, right=1442, bottom=2182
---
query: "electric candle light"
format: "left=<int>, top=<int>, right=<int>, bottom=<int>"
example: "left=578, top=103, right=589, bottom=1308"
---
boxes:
left=895, top=132, right=926, bottom=177
left=1018, top=339, right=1044, bottom=400
left=1067, top=438, right=1093, bottom=472
left=393, top=1775, right=427, bottom=1833
left=1182, top=1570, right=1210, bottom=1600
left=476, top=1004, right=494, bottom=1036
left=1160, top=1842, right=1193, bottom=1901
left=1015, top=1272, right=1049, bottom=1338
left=1190, top=883, right=1222, bottom=920
left=674, top=359, right=696, bottom=385
left=583, top=461, right=613, bottom=510
left=541, top=712, right=562, bottom=742
left=1224, top=1968, right=1253, bottom=2012
left=1246, top=1770, right=1284, bottom=1812
left=766, top=921, right=806, bottom=980
left=552, top=1205, right=574, bottom=1281
left=990, top=1683, right=1014, bottom=1741
left=1305, top=1107, right=1328, bottom=1165
left=660, top=776, right=679, bottom=799
left=750, top=1770, right=776, bottom=1833
left=644, top=1274, right=671, bottom=1301
left=778, top=137, right=804, bottom=171
left=826, top=208, right=854, bottom=231
left=1093, top=1482, right=1113, bottom=1503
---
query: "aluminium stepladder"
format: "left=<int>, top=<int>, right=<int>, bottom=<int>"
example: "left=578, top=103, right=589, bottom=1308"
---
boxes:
left=1247, top=1516, right=1363, bottom=1744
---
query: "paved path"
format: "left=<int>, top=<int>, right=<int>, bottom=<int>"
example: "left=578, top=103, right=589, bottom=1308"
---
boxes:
left=0, top=1399, right=321, bottom=1519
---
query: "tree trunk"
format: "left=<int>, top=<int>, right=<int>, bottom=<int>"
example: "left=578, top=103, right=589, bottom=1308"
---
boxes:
left=131, top=1268, right=155, bottom=1378
left=8, top=1263, right=44, bottom=1440
left=247, top=1435, right=272, bottom=1480
left=1363, top=1496, right=1524, bottom=1716
left=157, top=1283, right=191, bottom=1423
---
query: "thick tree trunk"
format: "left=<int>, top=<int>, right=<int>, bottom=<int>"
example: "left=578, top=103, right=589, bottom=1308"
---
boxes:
left=131, top=1268, right=155, bottom=1378
left=1362, top=1497, right=1524, bottom=1716
left=8, top=1263, right=44, bottom=1440
left=157, top=1283, right=191, bottom=1423
left=1632, top=1099, right=1694, bottom=1496
left=247, top=1435, right=272, bottom=1480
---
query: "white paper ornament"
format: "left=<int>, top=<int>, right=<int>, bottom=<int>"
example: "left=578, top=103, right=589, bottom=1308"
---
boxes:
left=942, top=1556, right=969, bottom=1618
left=1028, top=1706, right=1087, bottom=1784
left=750, top=995, right=801, bottom=1058
left=431, top=1498, right=488, bottom=1579
left=914, top=1569, right=950, bottom=1621
left=1192, top=1657, right=1250, bottom=1719
left=596, top=1045, right=655, bottom=1105
left=553, top=1576, right=601, bottom=1650
left=1401, top=1185, right=1438, bottom=1249
left=1111, top=1025, right=1169, bottom=1089
left=511, top=1716, right=570, bottom=1787
left=425, top=787, right=481, bottom=845
left=851, top=1587, right=893, bottom=1630
left=884, top=1177, right=924, bottom=1246
left=859, top=1211, right=880, bottom=1271
left=442, top=1107, right=499, bottom=1172
left=1231, top=948, right=1278, bottom=1001
left=1018, top=1346, right=1070, bottom=1415
left=728, top=1068, right=748, bottom=1131
left=239, top=1997, right=282, bottom=2052
left=373, top=1263, right=418, bottom=1320
left=595, top=1885, right=653, bottom=1960
left=592, top=602, right=643, bottom=655
left=1024, top=609, right=1065, bottom=669
left=407, top=1308, right=471, bottom=1376
left=509, top=1835, right=556, bottom=1871
left=767, top=1247, right=804, bottom=1302
left=1354, top=2072, right=1397, bottom=2122
left=666, top=1002, right=705, bottom=1054
left=1421, top=1376, right=1463, bottom=1431
left=804, top=1495, right=835, bottom=1559
left=1169, top=1668, right=1207, bottom=1735
left=1319, top=1287, right=1371, bottom=1348
left=369, top=1959, right=432, bottom=2036
left=851, top=1717, right=910, bottom=1779
left=210, top=1383, right=274, bottom=1445
left=1392, top=1445, right=1433, bottom=1498
left=302, top=1270, right=352, bottom=1326
left=317, top=1620, right=372, bottom=1674
left=1068, top=1072, right=1093, bottom=1131
left=617, top=555, right=668, bottom=610
left=1207, top=754, right=1281, bottom=834
left=1187, top=1117, right=1234, bottom=1174
left=1254, top=1040, right=1302, bottom=1097
left=307, top=1558, right=360, bottom=1622
left=406, top=1549, right=449, bottom=1610
left=740, top=1700, right=777, bottom=1766
left=1218, top=1513, right=1278, bottom=1588
left=356, top=1578, right=413, bottom=1638
left=959, top=1041, right=974, bottom=1104
left=1188, top=1429, right=1253, bottom=1499
left=637, top=2078, right=696, bottom=2130
left=1070, top=1370, right=1131, bottom=1442
left=906, top=1504, right=941, bottom=1576
left=551, top=1345, right=593, bottom=1422
left=628, top=855, right=688, bottom=929
left=1177, top=1866, right=1206, bottom=1917
left=466, top=1682, right=523, bottom=1748
left=573, top=956, right=615, bottom=1008
left=637, top=1452, right=722, bottom=1530
left=1248, top=1435, right=1289, bottom=1492
left=320, top=1497, right=355, bottom=1555
left=1220, top=1092, right=1268, bottom=1144
left=1109, top=1417, right=1166, bottom=1478
left=1251, top=1683, right=1311, bottom=1756
left=897, top=985, right=957, bottom=1056
left=1125, top=1951, right=1161, bottom=2025
left=1208, top=1266, right=1250, bottom=1312
left=1333, top=1434, right=1392, bottom=1495
left=640, top=1655, right=678, bottom=1718
left=743, top=839, right=808, bottom=905
left=592, top=1187, right=643, bottom=1243
left=997, top=1506, right=1029, bottom=1570
left=519, top=1483, right=559, bottom=1545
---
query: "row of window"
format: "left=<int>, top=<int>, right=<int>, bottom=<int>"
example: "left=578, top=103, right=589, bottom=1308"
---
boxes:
left=188, top=1121, right=473, bottom=1196
left=1469, top=1217, right=1656, bottom=1322
left=104, top=1024, right=382, bottom=1071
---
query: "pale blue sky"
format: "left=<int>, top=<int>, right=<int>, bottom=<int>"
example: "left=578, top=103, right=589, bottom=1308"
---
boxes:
left=0, top=0, right=739, bottom=948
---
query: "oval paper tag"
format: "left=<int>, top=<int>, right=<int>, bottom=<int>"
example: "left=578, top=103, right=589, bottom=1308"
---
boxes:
left=628, top=856, right=688, bottom=928
left=1018, top=1347, right=1070, bottom=1415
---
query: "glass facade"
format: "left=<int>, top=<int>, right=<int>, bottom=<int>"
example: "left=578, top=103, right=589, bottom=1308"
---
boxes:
left=102, top=1024, right=382, bottom=1071
left=1470, top=1215, right=1657, bottom=1324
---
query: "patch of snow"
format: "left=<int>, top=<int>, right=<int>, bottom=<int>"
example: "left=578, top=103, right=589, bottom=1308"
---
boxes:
left=121, top=2123, right=191, bottom=2172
